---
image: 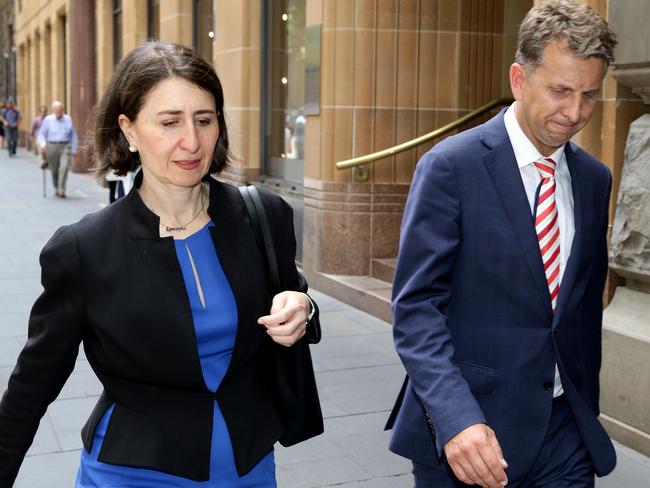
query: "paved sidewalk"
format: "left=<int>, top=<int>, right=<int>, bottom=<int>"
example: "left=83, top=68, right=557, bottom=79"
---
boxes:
left=0, top=147, right=649, bottom=487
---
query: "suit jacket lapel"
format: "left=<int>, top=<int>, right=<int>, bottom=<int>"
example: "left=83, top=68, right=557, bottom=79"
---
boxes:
left=553, top=144, right=583, bottom=323
left=481, top=114, right=553, bottom=319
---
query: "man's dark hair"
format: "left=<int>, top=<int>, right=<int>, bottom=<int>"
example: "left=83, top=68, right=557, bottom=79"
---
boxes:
left=515, top=0, right=617, bottom=69
left=91, top=41, right=230, bottom=176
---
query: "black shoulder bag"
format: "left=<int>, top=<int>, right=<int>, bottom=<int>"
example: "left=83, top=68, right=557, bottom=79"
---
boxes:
left=238, top=184, right=324, bottom=445
left=238, top=185, right=281, bottom=293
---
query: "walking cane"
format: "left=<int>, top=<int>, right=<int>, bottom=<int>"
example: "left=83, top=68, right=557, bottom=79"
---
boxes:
left=40, top=149, right=47, bottom=198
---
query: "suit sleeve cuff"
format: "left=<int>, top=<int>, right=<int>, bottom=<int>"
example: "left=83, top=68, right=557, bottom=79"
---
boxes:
left=434, top=409, right=487, bottom=457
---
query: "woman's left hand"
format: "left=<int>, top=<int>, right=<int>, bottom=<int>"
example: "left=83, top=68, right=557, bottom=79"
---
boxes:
left=258, top=291, right=311, bottom=347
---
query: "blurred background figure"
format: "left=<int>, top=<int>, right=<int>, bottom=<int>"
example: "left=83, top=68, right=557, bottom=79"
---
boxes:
left=1, top=97, right=21, bottom=157
left=37, top=101, right=78, bottom=198
left=30, top=105, right=48, bottom=155
left=105, top=168, right=136, bottom=204
left=0, top=101, right=4, bottom=149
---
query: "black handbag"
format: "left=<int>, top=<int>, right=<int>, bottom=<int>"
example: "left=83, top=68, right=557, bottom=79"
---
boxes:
left=238, top=185, right=324, bottom=445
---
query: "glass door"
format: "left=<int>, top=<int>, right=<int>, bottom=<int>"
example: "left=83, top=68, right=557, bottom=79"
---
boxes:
left=262, top=0, right=306, bottom=261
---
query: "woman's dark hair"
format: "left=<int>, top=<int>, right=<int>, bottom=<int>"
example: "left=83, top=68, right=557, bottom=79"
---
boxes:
left=92, top=41, right=229, bottom=176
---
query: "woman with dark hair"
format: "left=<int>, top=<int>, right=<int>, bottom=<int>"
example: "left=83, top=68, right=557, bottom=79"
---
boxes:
left=0, top=42, right=323, bottom=487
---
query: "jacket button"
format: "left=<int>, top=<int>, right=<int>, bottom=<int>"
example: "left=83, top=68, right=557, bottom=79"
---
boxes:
left=543, top=379, right=554, bottom=390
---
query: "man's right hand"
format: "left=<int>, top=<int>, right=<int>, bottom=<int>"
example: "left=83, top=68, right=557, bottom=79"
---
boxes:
left=444, top=423, right=508, bottom=487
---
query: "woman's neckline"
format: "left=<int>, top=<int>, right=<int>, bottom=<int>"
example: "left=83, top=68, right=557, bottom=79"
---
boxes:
left=172, top=221, right=214, bottom=241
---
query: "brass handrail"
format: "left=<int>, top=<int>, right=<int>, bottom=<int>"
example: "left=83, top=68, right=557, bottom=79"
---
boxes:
left=336, top=97, right=513, bottom=170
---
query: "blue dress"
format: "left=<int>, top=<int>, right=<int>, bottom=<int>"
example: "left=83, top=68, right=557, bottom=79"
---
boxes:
left=76, top=222, right=276, bottom=487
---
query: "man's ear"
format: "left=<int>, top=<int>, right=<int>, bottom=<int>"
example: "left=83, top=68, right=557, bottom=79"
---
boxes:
left=509, top=63, right=527, bottom=101
left=118, top=114, right=135, bottom=146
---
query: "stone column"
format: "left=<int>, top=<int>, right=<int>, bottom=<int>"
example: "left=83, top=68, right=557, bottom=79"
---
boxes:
left=23, top=37, right=32, bottom=145
left=95, top=0, right=113, bottom=99
left=159, top=0, right=193, bottom=47
left=50, top=15, right=65, bottom=113
left=68, top=0, right=97, bottom=172
left=16, top=42, right=26, bottom=146
left=599, top=0, right=650, bottom=457
left=122, top=1, right=148, bottom=53
left=29, top=34, right=37, bottom=121
left=213, top=0, right=262, bottom=186
left=33, top=27, right=43, bottom=116
left=41, top=22, right=52, bottom=109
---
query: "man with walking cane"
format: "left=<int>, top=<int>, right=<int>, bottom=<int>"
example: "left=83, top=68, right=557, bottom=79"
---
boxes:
left=37, top=101, right=78, bottom=198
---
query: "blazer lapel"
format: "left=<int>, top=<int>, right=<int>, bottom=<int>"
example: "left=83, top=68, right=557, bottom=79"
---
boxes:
left=552, top=145, right=583, bottom=323
left=481, top=115, right=553, bottom=319
left=207, top=179, right=270, bottom=374
left=124, top=178, right=206, bottom=388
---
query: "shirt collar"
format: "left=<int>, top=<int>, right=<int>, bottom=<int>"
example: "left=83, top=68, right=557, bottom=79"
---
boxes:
left=504, top=102, right=567, bottom=176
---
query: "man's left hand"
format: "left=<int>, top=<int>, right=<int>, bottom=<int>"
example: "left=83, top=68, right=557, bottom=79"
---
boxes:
left=258, top=291, right=311, bottom=347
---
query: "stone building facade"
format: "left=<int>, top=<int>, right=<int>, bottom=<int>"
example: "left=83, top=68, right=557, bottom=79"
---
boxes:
left=600, top=0, right=650, bottom=459
left=0, top=0, right=16, bottom=103
left=10, top=0, right=650, bottom=456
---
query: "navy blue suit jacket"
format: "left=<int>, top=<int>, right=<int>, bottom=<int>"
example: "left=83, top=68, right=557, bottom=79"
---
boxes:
left=388, top=110, right=615, bottom=481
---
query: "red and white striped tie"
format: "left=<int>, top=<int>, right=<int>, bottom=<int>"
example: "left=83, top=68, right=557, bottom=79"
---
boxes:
left=534, top=157, right=560, bottom=311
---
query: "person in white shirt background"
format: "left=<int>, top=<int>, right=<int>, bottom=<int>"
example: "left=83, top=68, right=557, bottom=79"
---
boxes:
left=37, top=101, right=79, bottom=198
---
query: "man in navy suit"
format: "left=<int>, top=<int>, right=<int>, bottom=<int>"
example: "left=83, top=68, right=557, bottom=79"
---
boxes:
left=387, top=2, right=618, bottom=487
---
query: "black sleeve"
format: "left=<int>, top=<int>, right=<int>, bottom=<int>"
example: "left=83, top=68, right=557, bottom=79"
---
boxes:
left=0, top=225, right=85, bottom=486
left=257, top=189, right=324, bottom=445
left=260, top=189, right=321, bottom=344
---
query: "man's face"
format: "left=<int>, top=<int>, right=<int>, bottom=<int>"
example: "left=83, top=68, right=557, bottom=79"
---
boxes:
left=52, top=104, right=64, bottom=118
left=7, top=101, right=14, bottom=110
left=510, top=39, right=606, bottom=156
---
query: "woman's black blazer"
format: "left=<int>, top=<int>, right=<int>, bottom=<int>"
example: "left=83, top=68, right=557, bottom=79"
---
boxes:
left=0, top=174, right=323, bottom=485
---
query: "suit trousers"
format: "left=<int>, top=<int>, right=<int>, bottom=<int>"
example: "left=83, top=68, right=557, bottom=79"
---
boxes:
left=412, top=397, right=595, bottom=488
left=47, top=142, right=71, bottom=194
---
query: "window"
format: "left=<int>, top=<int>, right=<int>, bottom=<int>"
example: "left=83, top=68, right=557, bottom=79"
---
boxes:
left=263, top=0, right=306, bottom=179
left=193, top=0, right=214, bottom=62
left=113, top=0, right=123, bottom=65
left=148, top=0, right=160, bottom=40
left=35, top=30, right=41, bottom=108
left=58, top=15, right=67, bottom=108
left=261, top=0, right=307, bottom=262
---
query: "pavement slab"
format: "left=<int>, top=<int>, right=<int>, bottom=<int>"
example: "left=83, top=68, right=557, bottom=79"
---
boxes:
left=0, top=148, right=648, bottom=487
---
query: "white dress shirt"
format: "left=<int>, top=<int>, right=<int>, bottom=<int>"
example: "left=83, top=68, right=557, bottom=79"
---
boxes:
left=37, top=113, right=79, bottom=153
left=504, top=102, right=575, bottom=397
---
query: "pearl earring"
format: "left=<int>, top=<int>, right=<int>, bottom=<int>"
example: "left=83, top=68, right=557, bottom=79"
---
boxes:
left=128, top=144, right=138, bottom=153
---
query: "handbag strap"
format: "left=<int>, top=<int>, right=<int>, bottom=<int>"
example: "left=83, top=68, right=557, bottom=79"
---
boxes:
left=238, top=185, right=281, bottom=294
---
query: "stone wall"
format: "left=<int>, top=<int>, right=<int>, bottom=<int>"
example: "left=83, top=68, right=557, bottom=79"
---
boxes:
left=0, top=0, right=16, bottom=102
left=600, top=0, right=650, bottom=458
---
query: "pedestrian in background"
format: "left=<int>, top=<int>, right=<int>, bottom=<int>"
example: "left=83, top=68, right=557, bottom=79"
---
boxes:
left=0, top=41, right=323, bottom=487
left=37, top=101, right=78, bottom=198
left=387, top=1, right=617, bottom=487
left=105, top=167, right=136, bottom=203
left=1, top=98, right=20, bottom=157
left=0, top=101, right=5, bottom=149
left=30, top=105, right=48, bottom=155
